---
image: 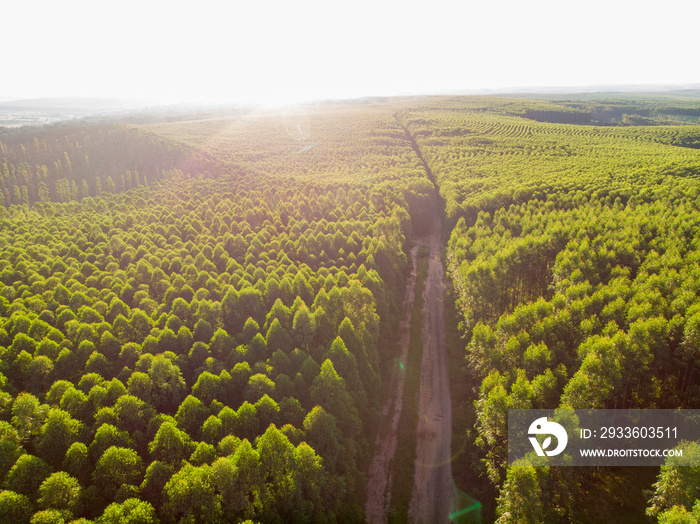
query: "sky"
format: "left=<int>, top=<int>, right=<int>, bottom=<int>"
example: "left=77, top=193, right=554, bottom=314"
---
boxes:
left=3, top=0, right=699, bottom=105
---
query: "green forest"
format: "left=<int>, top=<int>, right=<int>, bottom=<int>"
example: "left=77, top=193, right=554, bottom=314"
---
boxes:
left=2, top=93, right=700, bottom=523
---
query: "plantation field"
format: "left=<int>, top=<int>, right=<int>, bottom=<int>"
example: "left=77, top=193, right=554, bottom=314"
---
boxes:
left=136, top=103, right=427, bottom=183
left=0, top=103, right=439, bottom=522
left=397, top=96, right=700, bottom=225
left=2, top=93, right=700, bottom=523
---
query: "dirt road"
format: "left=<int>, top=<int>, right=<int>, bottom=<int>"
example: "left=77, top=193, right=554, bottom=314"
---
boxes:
left=409, top=214, right=453, bottom=524
left=365, top=245, right=420, bottom=524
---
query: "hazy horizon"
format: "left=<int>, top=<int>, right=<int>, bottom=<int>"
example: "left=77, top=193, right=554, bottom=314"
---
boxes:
left=3, top=81, right=700, bottom=109
left=3, top=0, right=699, bottom=107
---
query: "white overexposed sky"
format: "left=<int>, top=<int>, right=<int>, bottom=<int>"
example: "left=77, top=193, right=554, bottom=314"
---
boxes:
left=2, top=0, right=699, bottom=105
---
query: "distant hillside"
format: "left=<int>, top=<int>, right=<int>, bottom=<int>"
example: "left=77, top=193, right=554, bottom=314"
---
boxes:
left=0, top=98, right=154, bottom=128
left=0, top=122, right=224, bottom=206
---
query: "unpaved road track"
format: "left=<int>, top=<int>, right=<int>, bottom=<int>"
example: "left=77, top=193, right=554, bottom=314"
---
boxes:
left=409, top=214, right=452, bottom=524
left=366, top=245, right=420, bottom=524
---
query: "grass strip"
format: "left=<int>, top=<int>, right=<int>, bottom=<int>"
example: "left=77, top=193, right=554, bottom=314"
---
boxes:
left=388, top=244, right=430, bottom=523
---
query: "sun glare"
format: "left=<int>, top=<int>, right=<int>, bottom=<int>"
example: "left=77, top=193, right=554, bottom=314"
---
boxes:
left=2, top=0, right=699, bottom=103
